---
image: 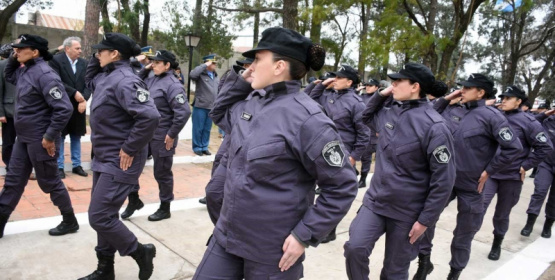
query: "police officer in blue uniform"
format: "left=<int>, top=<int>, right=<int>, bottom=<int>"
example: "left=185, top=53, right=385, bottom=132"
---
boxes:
left=415, top=74, right=522, bottom=280
left=80, top=33, right=160, bottom=280
left=0, top=34, right=78, bottom=238
left=193, top=27, right=358, bottom=280
left=480, top=85, right=552, bottom=261
left=358, top=79, right=379, bottom=188
left=344, top=63, right=456, bottom=280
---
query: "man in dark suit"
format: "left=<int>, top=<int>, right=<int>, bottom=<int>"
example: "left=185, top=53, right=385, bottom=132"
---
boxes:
left=49, top=36, right=90, bottom=178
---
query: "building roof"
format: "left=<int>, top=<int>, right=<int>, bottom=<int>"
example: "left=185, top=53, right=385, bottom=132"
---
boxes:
left=28, top=11, right=84, bottom=31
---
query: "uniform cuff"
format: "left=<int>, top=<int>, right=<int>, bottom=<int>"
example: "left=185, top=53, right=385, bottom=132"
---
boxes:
left=43, top=133, right=55, bottom=142
left=292, top=222, right=312, bottom=245
left=121, top=144, right=137, bottom=157
left=290, top=231, right=309, bottom=248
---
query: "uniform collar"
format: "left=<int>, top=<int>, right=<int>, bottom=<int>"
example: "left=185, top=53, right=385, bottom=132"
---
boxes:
left=504, top=108, right=521, bottom=115
left=463, top=99, right=486, bottom=109
left=393, top=98, right=428, bottom=109
left=105, top=59, right=130, bottom=73
left=254, top=80, right=301, bottom=99
left=24, top=57, right=43, bottom=67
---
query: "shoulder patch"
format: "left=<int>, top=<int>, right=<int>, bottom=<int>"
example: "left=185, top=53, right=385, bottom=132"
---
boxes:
left=135, top=85, right=150, bottom=103
left=433, top=145, right=451, bottom=164
left=175, top=94, right=186, bottom=104
left=536, top=132, right=548, bottom=143
left=499, top=127, right=514, bottom=141
left=322, top=140, right=345, bottom=167
left=49, top=86, right=63, bottom=100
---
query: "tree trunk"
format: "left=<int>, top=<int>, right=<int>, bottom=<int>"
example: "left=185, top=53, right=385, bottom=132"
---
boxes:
left=0, top=0, right=27, bottom=42
left=120, top=0, right=140, bottom=42
left=282, top=0, right=298, bottom=30
left=253, top=12, right=260, bottom=47
left=83, top=0, right=102, bottom=58
left=100, top=0, right=112, bottom=33
left=140, top=0, right=150, bottom=46
left=193, top=0, right=203, bottom=34
left=358, top=1, right=370, bottom=78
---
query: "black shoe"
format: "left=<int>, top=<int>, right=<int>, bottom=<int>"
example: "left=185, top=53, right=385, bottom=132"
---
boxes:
left=130, top=243, right=156, bottom=280
left=58, top=168, right=66, bottom=179
left=521, top=213, right=538, bottom=237
left=72, top=166, right=89, bottom=177
left=321, top=228, right=336, bottom=244
left=488, top=234, right=504, bottom=260
left=148, top=202, right=171, bottom=221
left=78, top=252, right=115, bottom=280
left=358, top=172, right=368, bottom=188
left=199, top=197, right=207, bottom=204
left=412, top=253, right=434, bottom=280
left=202, top=150, right=212, bottom=155
left=121, top=192, right=144, bottom=220
left=447, top=267, right=462, bottom=280
left=49, top=211, right=79, bottom=236
left=194, top=151, right=203, bottom=156
left=0, top=213, right=9, bottom=239
left=541, top=219, right=554, bottom=238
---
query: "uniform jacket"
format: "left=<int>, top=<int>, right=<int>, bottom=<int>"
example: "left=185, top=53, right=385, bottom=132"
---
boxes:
left=307, top=84, right=370, bottom=160
left=209, top=69, right=358, bottom=265
left=362, top=93, right=456, bottom=227
left=190, top=64, right=218, bottom=109
left=138, top=68, right=191, bottom=142
left=4, top=56, right=73, bottom=143
left=49, top=52, right=91, bottom=136
left=540, top=116, right=555, bottom=167
left=85, top=56, right=160, bottom=184
left=360, top=91, right=378, bottom=145
left=491, top=109, right=552, bottom=181
left=0, top=59, right=16, bottom=118
left=433, top=98, right=467, bottom=133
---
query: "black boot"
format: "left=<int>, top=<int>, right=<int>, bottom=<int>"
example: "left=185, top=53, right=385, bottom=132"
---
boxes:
left=358, top=172, right=368, bottom=188
left=0, top=213, right=9, bottom=239
left=49, top=211, right=79, bottom=236
left=148, top=202, right=171, bottom=221
left=321, top=227, right=336, bottom=244
left=521, top=213, right=538, bottom=236
left=199, top=197, right=207, bottom=204
left=447, top=267, right=462, bottom=280
left=541, top=218, right=554, bottom=238
left=121, top=192, right=144, bottom=219
left=78, top=252, right=115, bottom=280
left=130, top=243, right=156, bottom=280
left=412, top=253, right=434, bottom=280
left=488, top=234, right=504, bottom=260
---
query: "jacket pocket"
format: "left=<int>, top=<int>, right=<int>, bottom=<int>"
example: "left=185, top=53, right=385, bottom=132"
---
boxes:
left=394, top=141, right=422, bottom=170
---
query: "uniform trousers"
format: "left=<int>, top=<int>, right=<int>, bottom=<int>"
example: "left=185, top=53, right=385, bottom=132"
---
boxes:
left=360, top=144, right=376, bottom=174
left=344, top=205, right=419, bottom=280
left=1, top=117, right=15, bottom=171
left=419, top=188, right=483, bottom=270
left=89, top=171, right=138, bottom=256
left=527, top=163, right=555, bottom=220
left=192, top=107, right=213, bottom=153
left=481, top=178, right=522, bottom=236
left=193, top=237, right=304, bottom=280
left=149, top=139, right=175, bottom=203
left=0, top=138, right=73, bottom=215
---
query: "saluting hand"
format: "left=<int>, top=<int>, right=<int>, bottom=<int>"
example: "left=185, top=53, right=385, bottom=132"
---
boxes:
left=119, top=149, right=134, bottom=171
left=477, top=170, right=489, bottom=193
left=408, top=221, right=427, bottom=244
left=322, top=77, right=336, bottom=86
left=42, top=138, right=56, bottom=157
left=164, top=135, right=175, bottom=151
left=279, top=234, right=305, bottom=272
left=242, top=68, right=254, bottom=84
left=545, top=109, right=555, bottom=116
left=379, top=85, right=394, bottom=96
left=445, top=89, right=462, bottom=101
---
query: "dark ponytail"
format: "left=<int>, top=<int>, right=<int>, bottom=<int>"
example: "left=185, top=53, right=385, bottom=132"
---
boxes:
left=428, top=80, right=448, bottom=98
left=307, top=43, right=326, bottom=71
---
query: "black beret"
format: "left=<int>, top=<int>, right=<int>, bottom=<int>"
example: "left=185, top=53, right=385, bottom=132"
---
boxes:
left=236, top=57, right=254, bottom=67
left=499, top=85, right=527, bottom=102
left=457, top=73, right=494, bottom=96
left=12, top=34, right=49, bottom=51
left=243, top=27, right=312, bottom=67
left=148, top=50, right=176, bottom=64
left=364, top=79, right=380, bottom=87
left=334, top=65, right=359, bottom=85
left=92, top=33, right=138, bottom=58
left=388, top=63, right=435, bottom=92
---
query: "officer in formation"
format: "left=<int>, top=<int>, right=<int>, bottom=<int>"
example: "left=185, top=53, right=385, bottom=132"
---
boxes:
left=358, top=78, right=380, bottom=188
left=133, top=50, right=191, bottom=221
left=344, top=63, right=456, bottom=280
left=415, top=74, right=522, bottom=280
left=0, top=43, right=17, bottom=173
left=81, top=33, right=160, bottom=280
left=479, top=85, right=552, bottom=260
left=0, top=34, right=78, bottom=238
left=194, top=27, right=358, bottom=279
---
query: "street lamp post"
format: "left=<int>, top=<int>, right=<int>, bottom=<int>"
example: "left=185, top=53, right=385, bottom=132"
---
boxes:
left=184, top=33, right=201, bottom=104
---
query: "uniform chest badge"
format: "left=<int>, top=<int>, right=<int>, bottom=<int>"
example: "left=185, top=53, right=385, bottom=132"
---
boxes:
left=452, top=116, right=460, bottom=122
left=386, top=122, right=394, bottom=130
left=536, top=132, right=548, bottom=143
left=49, top=86, right=63, bottom=100
left=322, top=140, right=345, bottom=167
left=499, top=127, right=513, bottom=141
left=175, top=94, right=186, bottom=104
left=329, top=99, right=335, bottom=104
left=241, top=112, right=252, bottom=121
left=136, top=86, right=150, bottom=103
left=433, top=145, right=451, bottom=164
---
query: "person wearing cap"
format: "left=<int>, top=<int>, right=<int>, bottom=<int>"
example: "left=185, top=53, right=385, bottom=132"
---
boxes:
left=432, top=88, right=467, bottom=134
left=358, top=78, right=380, bottom=189
left=415, top=74, right=522, bottom=280
left=236, top=57, right=254, bottom=69
left=479, top=85, right=552, bottom=261
left=49, top=36, right=90, bottom=179
left=0, top=34, right=77, bottom=239
left=344, top=62, right=456, bottom=280
left=81, top=32, right=160, bottom=280
left=190, top=54, right=219, bottom=156
left=175, top=67, right=185, bottom=85
left=0, top=43, right=17, bottom=174
left=193, top=27, right=357, bottom=279
left=122, top=50, right=191, bottom=221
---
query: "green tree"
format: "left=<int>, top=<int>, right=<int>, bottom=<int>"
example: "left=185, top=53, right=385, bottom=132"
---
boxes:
left=0, top=0, right=53, bottom=41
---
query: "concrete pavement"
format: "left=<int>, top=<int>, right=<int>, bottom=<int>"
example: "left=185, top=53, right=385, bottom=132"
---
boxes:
left=1, top=173, right=555, bottom=280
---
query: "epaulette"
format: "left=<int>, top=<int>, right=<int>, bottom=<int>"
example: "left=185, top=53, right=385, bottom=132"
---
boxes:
left=425, top=108, right=444, bottom=123
left=523, top=112, right=536, bottom=122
